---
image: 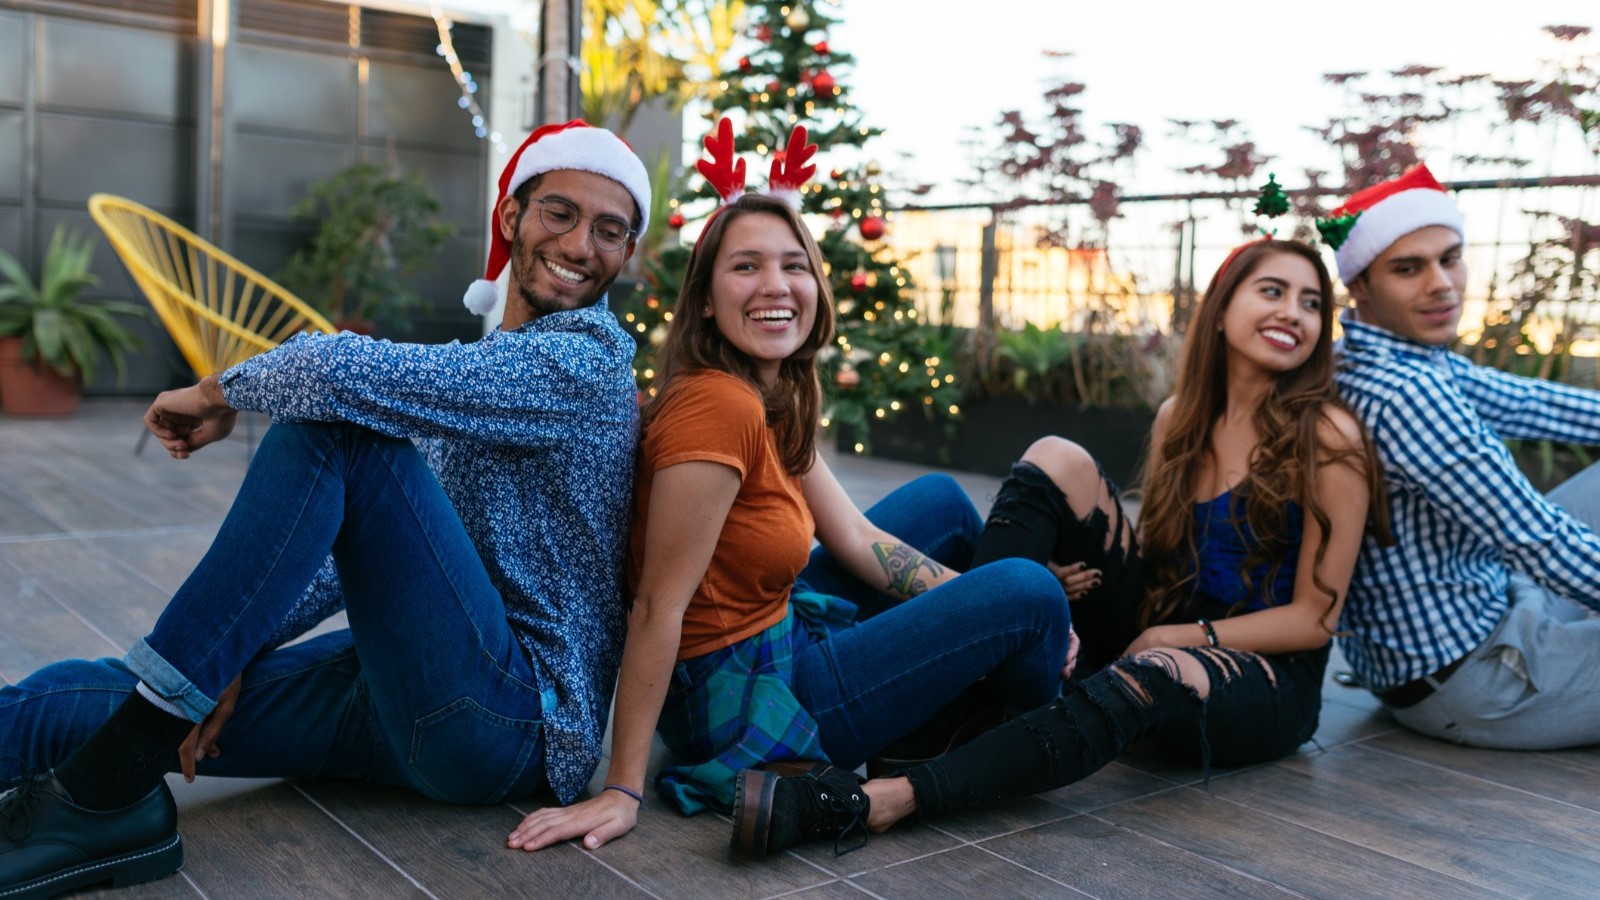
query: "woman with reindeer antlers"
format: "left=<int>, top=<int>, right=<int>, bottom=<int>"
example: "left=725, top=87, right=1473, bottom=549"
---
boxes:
left=506, top=119, right=1076, bottom=855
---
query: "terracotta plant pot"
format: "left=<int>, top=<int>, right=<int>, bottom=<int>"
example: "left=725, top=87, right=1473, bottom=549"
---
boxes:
left=0, top=335, right=81, bottom=416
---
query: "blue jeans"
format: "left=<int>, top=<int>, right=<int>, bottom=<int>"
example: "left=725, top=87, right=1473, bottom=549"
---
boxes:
left=789, top=474, right=1072, bottom=768
left=0, top=423, right=547, bottom=803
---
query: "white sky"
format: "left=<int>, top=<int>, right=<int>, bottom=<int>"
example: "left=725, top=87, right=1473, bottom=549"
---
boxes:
left=832, top=0, right=1600, bottom=203
left=817, top=0, right=1600, bottom=324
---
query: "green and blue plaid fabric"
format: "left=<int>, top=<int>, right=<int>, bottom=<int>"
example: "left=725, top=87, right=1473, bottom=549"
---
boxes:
left=654, top=590, right=856, bottom=815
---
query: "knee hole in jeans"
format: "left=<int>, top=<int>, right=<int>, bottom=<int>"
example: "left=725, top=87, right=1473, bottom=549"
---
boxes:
left=1118, top=646, right=1276, bottom=704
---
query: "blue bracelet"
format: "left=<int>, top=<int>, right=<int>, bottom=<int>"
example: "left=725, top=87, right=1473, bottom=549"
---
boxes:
left=604, top=783, right=644, bottom=808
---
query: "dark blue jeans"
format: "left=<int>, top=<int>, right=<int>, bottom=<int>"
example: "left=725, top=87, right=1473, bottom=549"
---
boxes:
left=0, top=423, right=547, bottom=803
left=788, top=474, right=1073, bottom=768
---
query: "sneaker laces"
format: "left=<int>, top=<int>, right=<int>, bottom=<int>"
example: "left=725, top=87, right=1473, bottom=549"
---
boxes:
left=802, top=770, right=869, bottom=856
left=0, top=774, right=47, bottom=842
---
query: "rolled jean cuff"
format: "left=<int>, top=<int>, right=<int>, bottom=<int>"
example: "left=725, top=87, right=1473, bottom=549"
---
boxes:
left=125, top=637, right=212, bottom=722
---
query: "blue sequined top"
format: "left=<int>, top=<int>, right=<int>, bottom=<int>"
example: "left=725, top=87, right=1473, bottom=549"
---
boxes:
left=1191, top=489, right=1303, bottom=614
left=218, top=302, right=638, bottom=803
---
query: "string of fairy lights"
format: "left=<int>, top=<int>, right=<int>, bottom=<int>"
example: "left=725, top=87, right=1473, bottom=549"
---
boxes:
left=430, top=3, right=508, bottom=155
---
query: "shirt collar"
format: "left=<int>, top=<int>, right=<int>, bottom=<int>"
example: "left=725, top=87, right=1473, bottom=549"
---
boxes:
left=507, top=294, right=613, bottom=335
left=1338, top=310, right=1450, bottom=364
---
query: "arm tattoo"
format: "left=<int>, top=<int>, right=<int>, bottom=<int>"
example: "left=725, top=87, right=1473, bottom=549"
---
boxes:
left=873, top=542, right=946, bottom=596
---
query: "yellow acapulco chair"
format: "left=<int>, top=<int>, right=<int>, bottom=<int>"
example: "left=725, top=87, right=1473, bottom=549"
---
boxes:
left=88, top=194, right=337, bottom=456
left=88, top=193, right=335, bottom=378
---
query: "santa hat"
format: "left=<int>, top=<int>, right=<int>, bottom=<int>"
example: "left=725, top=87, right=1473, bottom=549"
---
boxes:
left=1316, top=164, right=1464, bottom=283
left=463, top=119, right=651, bottom=315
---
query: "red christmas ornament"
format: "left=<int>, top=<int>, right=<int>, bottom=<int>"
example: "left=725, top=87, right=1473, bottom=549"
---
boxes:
left=859, top=216, right=887, bottom=241
left=767, top=79, right=781, bottom=93
left=667, top=211, right=685, bottom=230
left=756, top=23, right=772, bottom=42
left=738, top=56, right=751, bottom=72
left=830, top=168, right=843, bottom=181
left=834, top=363, right=859, bottom=389
left=813, top=40, right=830, bottom=55
left=811, top=71, right=836, bottom=95
left=849, top=271, right=869, bottom=293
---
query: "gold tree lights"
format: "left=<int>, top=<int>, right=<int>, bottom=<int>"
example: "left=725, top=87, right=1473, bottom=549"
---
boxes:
left=618, top=0, right=962, bottom=449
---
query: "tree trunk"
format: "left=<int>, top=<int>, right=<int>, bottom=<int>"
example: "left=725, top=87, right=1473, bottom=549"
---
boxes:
left=537, top=0, right=582, bottom=125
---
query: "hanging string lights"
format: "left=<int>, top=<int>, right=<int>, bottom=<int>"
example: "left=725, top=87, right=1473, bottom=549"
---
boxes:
left=431, top=3, right=508, bottom=154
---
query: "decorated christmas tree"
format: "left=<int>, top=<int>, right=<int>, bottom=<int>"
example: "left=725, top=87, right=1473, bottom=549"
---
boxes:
left=614, top=0, right=962, bottom=448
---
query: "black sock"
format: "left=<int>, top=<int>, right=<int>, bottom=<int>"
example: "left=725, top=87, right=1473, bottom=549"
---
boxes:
left=55, top=690, right=196, bottom=810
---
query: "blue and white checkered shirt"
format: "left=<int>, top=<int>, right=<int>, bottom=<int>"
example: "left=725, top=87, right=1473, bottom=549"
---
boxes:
left=219, top=302, right=637, bottom=803
left=1334, top=312, right=1600, bottom=691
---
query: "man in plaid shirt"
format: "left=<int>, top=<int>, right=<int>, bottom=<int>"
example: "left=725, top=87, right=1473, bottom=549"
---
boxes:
left=1327, top=164, right=1600, bottom=749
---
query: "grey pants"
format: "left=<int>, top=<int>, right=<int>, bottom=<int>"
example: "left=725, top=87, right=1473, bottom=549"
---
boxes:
left=1390, top=462, right=1600, bottom=749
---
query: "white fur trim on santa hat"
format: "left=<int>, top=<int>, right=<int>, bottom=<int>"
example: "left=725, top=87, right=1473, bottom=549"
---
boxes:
left=1334, top=188, right=1464, bottom=283
left=463, top=279, right=500, bottom=316
left=508, top=128, right=652, bottom=235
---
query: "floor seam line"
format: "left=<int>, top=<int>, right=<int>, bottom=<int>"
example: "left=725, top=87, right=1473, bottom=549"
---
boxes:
left=292, top=783, right=442, bottom=899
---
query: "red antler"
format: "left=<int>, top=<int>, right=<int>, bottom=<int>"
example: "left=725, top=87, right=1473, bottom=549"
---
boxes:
left=768, top=125, right=818, bottom=207
left=696, top=117, right=747, bottom=203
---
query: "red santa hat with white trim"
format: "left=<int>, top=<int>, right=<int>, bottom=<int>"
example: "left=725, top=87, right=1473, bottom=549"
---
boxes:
left=463, top=119, right=651, bottom=315
left=1315, top=163, right=1464, bottom=284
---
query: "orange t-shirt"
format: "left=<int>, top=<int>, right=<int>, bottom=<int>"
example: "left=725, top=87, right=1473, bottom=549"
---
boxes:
left=628, top=370, right=815, bottom=660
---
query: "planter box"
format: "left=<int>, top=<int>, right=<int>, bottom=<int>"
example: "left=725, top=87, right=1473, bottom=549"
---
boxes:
left=0, top=336, right=80, bottom=417
left=843, top=396, right=1156, bottom=486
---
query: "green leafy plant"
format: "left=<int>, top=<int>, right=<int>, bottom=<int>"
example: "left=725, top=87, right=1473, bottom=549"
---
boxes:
left=994, top=322, right=1080, bottom=403
left=277, top=163, right=456, bottom=330
left=0, top=227, right=145, bottom=383
left=1467, top=216, right=1600, bottom=489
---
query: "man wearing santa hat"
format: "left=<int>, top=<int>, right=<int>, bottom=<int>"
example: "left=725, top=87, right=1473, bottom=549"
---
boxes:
left=1326, top=164, right=1600, bottom=750
left=0, top=120, right=650, bottom=896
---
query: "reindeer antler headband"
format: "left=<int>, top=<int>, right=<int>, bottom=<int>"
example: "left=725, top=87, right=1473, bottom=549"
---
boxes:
left=691, top=116, right=818, bottom=253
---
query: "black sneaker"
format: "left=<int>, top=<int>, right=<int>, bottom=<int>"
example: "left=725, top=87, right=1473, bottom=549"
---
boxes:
left=731, top=763, right=869, bottom=857
left=0, top=773, right=183, bottom=898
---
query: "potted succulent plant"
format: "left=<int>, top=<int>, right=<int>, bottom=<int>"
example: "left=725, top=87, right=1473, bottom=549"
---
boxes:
left=0, top=227, right=146, bottom=416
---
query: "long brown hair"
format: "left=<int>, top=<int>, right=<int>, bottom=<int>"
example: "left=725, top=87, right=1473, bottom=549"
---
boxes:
left=642, top=193, right=835, bottom=474
left=1136, top=239, right=1389, bottom=629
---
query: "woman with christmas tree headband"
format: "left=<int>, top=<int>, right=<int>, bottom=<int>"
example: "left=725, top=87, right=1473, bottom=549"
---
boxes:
left=507, top=118, right=1077, bottom=855
left=733, top=178, right=1394, bottom=856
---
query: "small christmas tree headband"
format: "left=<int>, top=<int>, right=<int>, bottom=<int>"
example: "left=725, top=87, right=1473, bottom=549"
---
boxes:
left=1212, top=173, right=1293, bottom=278
left=1251, top=173, right=1290, bottom=236
left=692, top=116, right=818, bottom=254
left=1314, top=163, right=1463, bottom=283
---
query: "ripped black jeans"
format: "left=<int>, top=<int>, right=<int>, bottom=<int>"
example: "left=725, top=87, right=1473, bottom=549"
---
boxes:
left=904, top=462, right=1328, bottom=817
left=905, top=642, right=1328, bottom=817
left=969, top=460, right=1144, bottom=675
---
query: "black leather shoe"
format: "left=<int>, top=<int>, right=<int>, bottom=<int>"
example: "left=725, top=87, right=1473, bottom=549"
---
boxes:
left=0, top=773, right=183, bottom=898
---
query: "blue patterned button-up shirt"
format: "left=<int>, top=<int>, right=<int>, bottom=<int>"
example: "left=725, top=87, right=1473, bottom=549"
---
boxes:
left=218, top=303, right=637, bottom=803
left=1334, top=313, right=1600, bottom=690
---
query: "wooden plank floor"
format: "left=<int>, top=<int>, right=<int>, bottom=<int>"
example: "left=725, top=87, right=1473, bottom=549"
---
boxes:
left=4, top=400, right=1599, bottom=898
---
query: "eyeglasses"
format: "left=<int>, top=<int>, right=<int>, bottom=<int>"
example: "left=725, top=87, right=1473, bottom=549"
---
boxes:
left=528, top=196, right=635, bottom=252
